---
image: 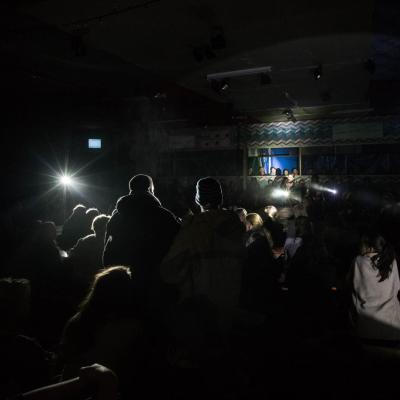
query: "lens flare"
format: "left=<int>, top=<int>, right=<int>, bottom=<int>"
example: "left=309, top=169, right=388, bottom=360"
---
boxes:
left=59, top=175, right=74, bottom=186
left=311, top=184, right=337, bottom=195
left=272, top=189, right=290, bottom=198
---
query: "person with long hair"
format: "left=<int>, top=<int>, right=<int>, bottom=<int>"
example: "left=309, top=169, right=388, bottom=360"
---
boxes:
left=61, top=266, right=147, bottom=394
left=245, top=213, right=273, bottom=248
left=349, top=230, right=400, bottom=342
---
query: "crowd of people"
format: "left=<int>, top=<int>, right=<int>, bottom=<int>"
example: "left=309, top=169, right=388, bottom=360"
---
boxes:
left=2, top=173, right=400, bottom=399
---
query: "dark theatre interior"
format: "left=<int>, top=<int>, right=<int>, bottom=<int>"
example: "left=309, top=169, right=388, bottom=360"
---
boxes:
left=3, top=0, right=400, bottom=399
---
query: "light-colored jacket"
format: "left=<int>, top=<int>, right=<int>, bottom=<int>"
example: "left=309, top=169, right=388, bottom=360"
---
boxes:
left=351, top=254, right=400, bottom=341
left=160, top=209, right=245, bottom=331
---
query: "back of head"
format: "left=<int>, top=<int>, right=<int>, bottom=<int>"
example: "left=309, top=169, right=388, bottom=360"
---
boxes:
left=73, top=204, right=87, bottom=216
left=265, top=205, right=278, bottom=219
left=80, top=266, right=133, bottom=316
left=129, top=174, right=154, bottom=194
left=235, top=207, right=247, bottom=222
left=195, top=177, right=223, bottom=210
left=86, top=207, right=100, bottom=219
left=92, top=214, right=110, bottom=235
left=280, top=177, right=289, bottom=188
left=38, top=221, right=57, bottom=242
left=360, top=227, right=395, bottom=281
left=246, top=213, right=264, bottom=230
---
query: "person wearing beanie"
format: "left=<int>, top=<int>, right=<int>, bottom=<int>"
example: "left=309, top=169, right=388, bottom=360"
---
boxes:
left=103, top=174, right=180, bottom=306
left=160, top=177, right=245, bottom=364
left=195, top=177, right=223, bottom=210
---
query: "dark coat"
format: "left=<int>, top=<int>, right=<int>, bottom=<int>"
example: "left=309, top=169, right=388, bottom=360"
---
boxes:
left=69, top=234, right=105, bottom=285
left=103, top=192, right=180, bottom=295
left=242, top=230, right=280, bottom=312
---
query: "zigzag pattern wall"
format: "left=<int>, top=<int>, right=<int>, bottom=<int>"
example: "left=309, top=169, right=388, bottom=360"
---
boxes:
left=241, top=116, right=400, bottom=147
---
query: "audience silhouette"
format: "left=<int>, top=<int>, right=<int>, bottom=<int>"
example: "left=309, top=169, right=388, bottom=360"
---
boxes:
left=2, top=174, right=400, bottom=400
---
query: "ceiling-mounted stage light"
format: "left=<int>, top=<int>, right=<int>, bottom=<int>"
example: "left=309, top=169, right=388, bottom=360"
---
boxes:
left=313, top=64, right=322, bottom=80
left=260, top=72, right=272, bottom=85
left=211, top=79, right=230, bottom=94
left=220, top=80, right=230, bottom=91
left=283, top=108, right=297, bottom=122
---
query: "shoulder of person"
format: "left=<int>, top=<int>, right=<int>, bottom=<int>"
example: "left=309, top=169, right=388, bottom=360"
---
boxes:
left=157, top=205, right=181, bottom=226
left=216, top=210, right=245, bottom=235
left=354, top=254, right=376, bottom=271
left=114, top=194, right=132, bottom=212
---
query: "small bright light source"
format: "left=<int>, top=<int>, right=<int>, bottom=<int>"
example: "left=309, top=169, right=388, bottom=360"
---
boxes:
left=60, top=175, right=73, bottom=186
left=272, top=189, right=290, bottom=199
left=311, top=184, right=337, bottom=195
left=88, top=138, right=102, bottom=149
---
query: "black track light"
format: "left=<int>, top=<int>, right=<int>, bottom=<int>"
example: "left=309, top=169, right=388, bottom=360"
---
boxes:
left=313, top=64, right=322, bottom=80
left=211, top=79, right=230, bottom=94
left=283, top=108, right=297, bottom=122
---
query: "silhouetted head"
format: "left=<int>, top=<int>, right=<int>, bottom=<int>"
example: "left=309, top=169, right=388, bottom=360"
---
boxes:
left=195, top=177, right=223, bottom=210
left=73, top=204, right=87, bottom=216
left=265, top=205, right=278, bottom=219
left=80, top=266, right=133, bottom=316
left=235, top=208, right=247, bottom=224
left=91, top=214, right=110, bottom=236
left=360, top=228, right=395, bottom=282
left=38, top=221, right=57, bottom=242
left=86, top=207, right=100, bottom=220
left=245, top=213, right=264, bottom=232
left=129, top=174, right=154, bottom=195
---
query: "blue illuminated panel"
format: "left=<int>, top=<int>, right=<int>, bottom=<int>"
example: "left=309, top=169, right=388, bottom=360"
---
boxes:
left=88, top=138, right=102, bottom=149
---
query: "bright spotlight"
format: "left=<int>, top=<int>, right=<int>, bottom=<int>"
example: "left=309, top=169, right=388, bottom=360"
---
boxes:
left=311, top=184, right=337, bottom=195
left=272, top=189, right=290, bottom=199
left=59, top=175, right=74, bottom=186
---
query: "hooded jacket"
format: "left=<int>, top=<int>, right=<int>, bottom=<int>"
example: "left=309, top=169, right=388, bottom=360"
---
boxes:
left=103, top=192, right=180, bottom=291
left=160, top=209, right=245, bottom=331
